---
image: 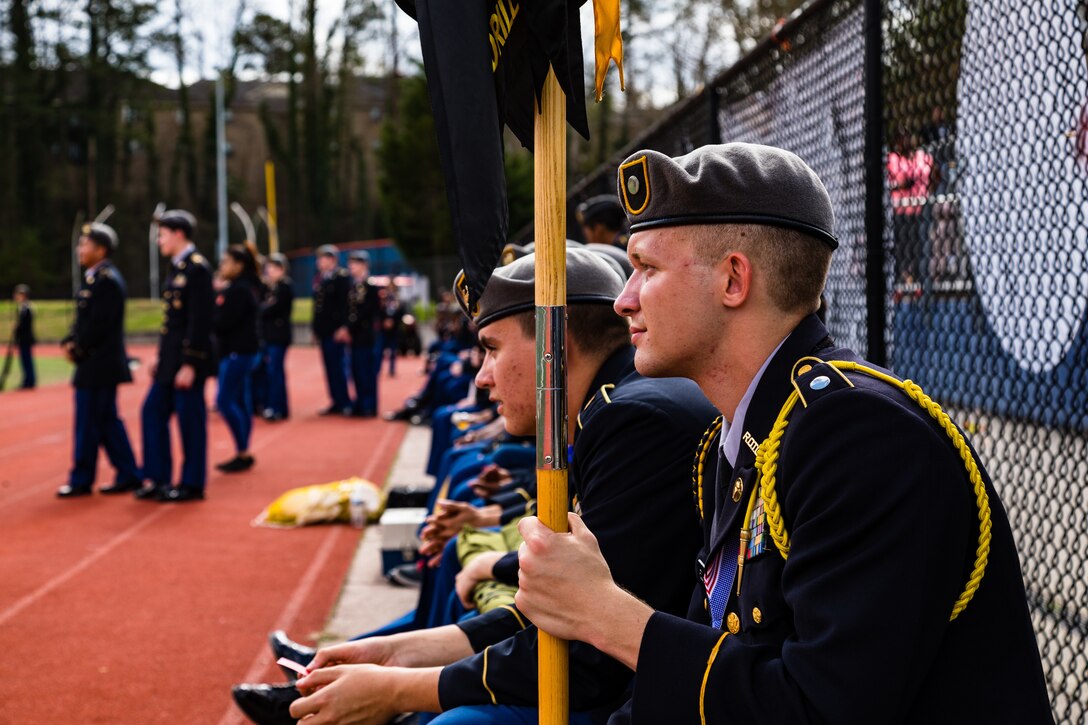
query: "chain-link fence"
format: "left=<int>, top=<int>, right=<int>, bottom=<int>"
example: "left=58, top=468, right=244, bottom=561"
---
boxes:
left=564, top=0, right=1088, bottom=719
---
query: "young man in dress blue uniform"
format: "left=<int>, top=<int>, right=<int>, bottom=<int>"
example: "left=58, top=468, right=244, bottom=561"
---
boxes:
left=11, top=283, right=36, bottom=389
left=515, top=143, right=1053, bottom=724
left=346, top=250, right=381, bottom=417
left=56, top=223, right=141, bottom=498
left=231, top=248, right=718, bottom=725
left=312, top=244, right=353, bottom=416
left=137, top=210, right=214, bottom=503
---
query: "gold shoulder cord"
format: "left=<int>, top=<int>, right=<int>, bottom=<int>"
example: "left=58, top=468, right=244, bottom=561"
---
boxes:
left=692, top=416, right=724, bottom=521
left=752, top=360, right=992, bottom=622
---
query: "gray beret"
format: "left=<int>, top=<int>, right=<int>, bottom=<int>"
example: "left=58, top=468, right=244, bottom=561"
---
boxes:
left=317, top=244, right=340, bottom=258
left=585, top=243, right=633, bottom=279
left=157, top=209, right=197, bottom=238
left=81, top=222, right=118, bottom=251
left=575, top=195, right=625, bottom=229
left=454, top=247, right=625, bottom=328
left=616, top=143, right=837, bottom=249
left=349, top=250, right=371, bottom=263
left=268, top=252, right=289, bottom=268
left=14, top=284, right=30, bottom=296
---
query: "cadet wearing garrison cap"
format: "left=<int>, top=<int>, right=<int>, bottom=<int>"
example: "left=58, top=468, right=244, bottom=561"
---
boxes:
left=576, top=194, right=628, bottom=249
left=514, top=143, right=1052, bottom=724
left=138, top=208, right=214, bottom=502
left=259, top=253, right=294, bottom=421
left=56, top=223, right=141, bottom=498
left=346, top=250, right=381, bottom=417
left=312, top=244, right=352, bottom=415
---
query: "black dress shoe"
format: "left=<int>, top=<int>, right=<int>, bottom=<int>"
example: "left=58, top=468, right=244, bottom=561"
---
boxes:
left=133, top=484, right=166, bottom=501
left=99, top=480, right=142, bottom=495
left=159, top=486, right=204, bottom=502
left=56, top=485, right=92, bottom=498
left=231, top=682, right=300, bottom=725
left=269, top=630, right=315, bottom=680
left=217, top=454, right=255, bottom=473
left=318, top=404, right=350, bottom=416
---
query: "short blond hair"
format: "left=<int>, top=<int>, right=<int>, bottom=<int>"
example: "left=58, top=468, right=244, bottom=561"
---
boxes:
left=689, top=224, right=831, bottom=314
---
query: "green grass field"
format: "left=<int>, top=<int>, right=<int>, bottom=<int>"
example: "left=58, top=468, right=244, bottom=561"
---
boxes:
left=0, top=298, right=314, bottom=343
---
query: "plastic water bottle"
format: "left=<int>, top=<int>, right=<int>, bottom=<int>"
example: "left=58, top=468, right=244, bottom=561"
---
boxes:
left=349, top=484, right=368, bottom=529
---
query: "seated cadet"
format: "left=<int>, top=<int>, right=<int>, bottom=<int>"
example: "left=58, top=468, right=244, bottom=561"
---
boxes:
left=56, top=223, right=141, bottom=497
left=514, top=143, right=1054, bottom=724
left=576, top=194, right=629, bottom=249
left=231, top=248, right=717, bottom=725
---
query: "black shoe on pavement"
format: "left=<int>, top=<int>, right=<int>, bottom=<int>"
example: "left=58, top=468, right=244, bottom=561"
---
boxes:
left=159, top=486, right=205, bottom=502
left=56, top=485, right=92, bottom=498
left=100, top=480, right=143, bottom=495
left=387, top=563, right=423, bottom=588
left=231, top=683, right=300, bottom=725
left=217, top=454, right=255, bottom=473
left=134, top=484, right=167, bottom=501
left=269, top=630, right=315, bottom=680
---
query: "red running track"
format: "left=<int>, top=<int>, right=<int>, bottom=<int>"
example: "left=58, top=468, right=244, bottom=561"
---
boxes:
left=0, top=344, right=421, bottom=724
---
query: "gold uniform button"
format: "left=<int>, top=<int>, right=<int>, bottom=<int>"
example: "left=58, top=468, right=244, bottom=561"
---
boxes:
left=726, top=612, right=740, bottom=634
left=752, top=607, right=762, bottom=624
left=731, top=478, right=744, bottom=503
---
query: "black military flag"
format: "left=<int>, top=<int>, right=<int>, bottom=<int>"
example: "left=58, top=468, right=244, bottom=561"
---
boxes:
left=395, top=0, right=590, bottom=308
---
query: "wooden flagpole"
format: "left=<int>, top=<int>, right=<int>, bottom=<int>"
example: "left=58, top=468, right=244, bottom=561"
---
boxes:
left=535, top=66, right=570, bottom=725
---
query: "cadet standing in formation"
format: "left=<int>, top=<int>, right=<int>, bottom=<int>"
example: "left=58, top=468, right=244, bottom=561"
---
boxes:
left=312, top=244, right=352, bottom=416
left=137, top=209, right=213, bottom=502
left=260, top=253, right=294, bottom=421
left=346, top=250, right=380, bottom=417
left=56, top=223, right=141, bottom=497
left=11, top=283, right=36, bottom=389
left=212, top=244, right=262, bottom=473
left=516, top=143, right=1053, bottom=724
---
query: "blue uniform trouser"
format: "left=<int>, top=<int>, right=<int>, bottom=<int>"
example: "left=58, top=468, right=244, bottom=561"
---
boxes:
left=217, top=353, right=260, bottom=453
left=350, top=342, right=378, bottom=415
left=318, top=335, right=351, bottom=410
left=141, top=380, right=207, bottom=489
left=18, top=343, right=35, bottom=388
left=69, top=386, right=140, bottom=489
left=380, top=333, right=398, bottom=376
left=265, top=344, right=289, bottom=417
left=425, top=707, right=601, bottom=725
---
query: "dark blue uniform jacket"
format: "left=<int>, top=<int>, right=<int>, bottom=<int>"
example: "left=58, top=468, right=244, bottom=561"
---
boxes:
left=157, top=248, right=214, bottom=384
left=618, top=314, right=1053, bottom=725
left=346, top=279, right=380, bottom=346
left=261, top=279, right=294, bottom=346
left=438, top=346, right=718, bottom=718
left=312, top=269, right=350, bottom=338
left=65, top=261, right=132, bottom=388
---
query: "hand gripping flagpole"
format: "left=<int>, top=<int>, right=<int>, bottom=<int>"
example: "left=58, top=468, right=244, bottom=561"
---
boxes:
left=535, top=65, right=570, bottom=725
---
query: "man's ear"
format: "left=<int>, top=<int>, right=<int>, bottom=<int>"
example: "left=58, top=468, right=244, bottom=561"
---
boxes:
left=719, top=251, right=753, bottom=309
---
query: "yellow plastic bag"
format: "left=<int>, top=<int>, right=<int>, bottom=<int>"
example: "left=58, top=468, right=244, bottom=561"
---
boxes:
left=252, top=477, right=385, bottom=528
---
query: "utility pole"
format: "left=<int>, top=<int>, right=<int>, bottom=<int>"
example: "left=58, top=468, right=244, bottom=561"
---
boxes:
left=216, top=72, right=228, bottom=260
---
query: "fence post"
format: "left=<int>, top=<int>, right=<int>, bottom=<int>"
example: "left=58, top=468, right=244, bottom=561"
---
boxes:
left=863, top=0, right=886, bottom=366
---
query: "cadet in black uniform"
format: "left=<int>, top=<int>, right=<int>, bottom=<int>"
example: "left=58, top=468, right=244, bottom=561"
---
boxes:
left=12, top=284, right=36, bottom=389
left=138, top=209, right=214, bottom=502
left=260, top=253, right=293, bottom=421
left=56, top=223, right=141, bottom=498
left=346, top=250, right=380, bottom=417
left=272, top=248, right=718, bottom=725
left=576, top=195, right=628, bottom=249
left=515, top=143, right=1053, bottom=724
left=312, top=244, right=352, bottom=416
left=213, top=244, right=261, bottom=472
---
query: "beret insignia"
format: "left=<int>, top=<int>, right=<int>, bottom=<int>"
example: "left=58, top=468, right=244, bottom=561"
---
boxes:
left=619, top=155, right=650, bottom=215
